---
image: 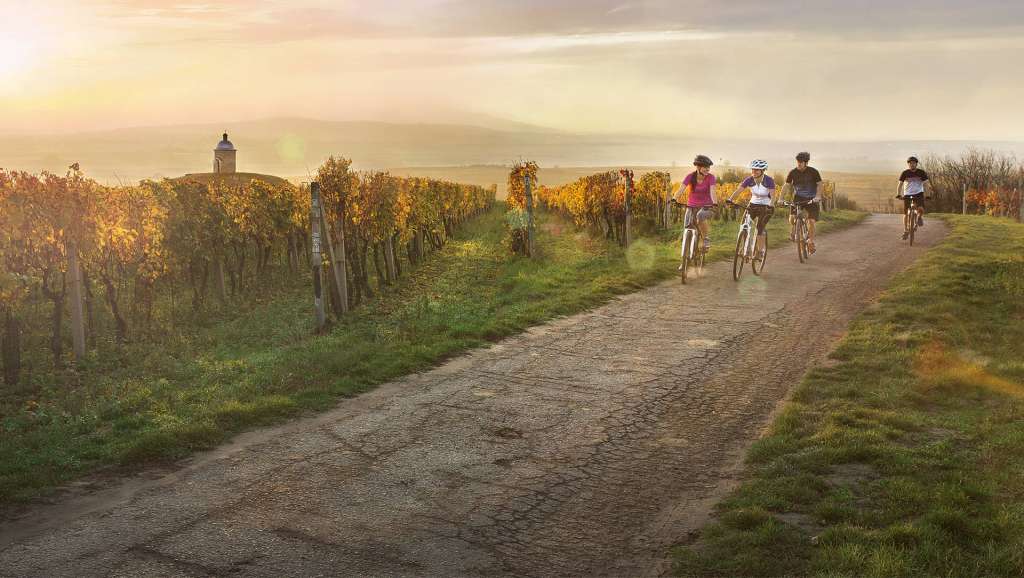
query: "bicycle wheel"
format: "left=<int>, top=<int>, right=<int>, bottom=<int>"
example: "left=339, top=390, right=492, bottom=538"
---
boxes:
left=908, top=209, right=916, bottom=246
left=796, top=219, right=806, bottom=263
left=733, top=229, right=746, bottom=281
left=752, top=233, right=767, bottom=276
left=695, top=232, right=707, bottom=275
left=800, top=220, right=810, bottom=261
left=680, top=231, right=690, bottom=284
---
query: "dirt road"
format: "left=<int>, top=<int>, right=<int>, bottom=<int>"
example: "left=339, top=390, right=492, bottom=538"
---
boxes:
left=0, top=215, right=945, bottom=577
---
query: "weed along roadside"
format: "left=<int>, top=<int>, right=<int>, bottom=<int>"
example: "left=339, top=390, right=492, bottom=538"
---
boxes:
left=0, top=200, right=863, bottom=507
left=672, top=215, right=1024, bottom=577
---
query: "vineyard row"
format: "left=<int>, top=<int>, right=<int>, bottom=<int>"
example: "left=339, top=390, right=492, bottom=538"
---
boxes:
left=0, top=160, right=494, bottom=380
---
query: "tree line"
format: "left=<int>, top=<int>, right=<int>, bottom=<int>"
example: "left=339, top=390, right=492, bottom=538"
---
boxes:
left=924, top=149, right=1024, bottom=217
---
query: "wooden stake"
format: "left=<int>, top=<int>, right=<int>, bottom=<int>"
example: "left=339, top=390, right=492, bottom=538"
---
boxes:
left=664, top=179, right=672, bottom=229
left=215, top=259, right=227, bottom=303
left=310, top=183, right=327, bottom=331
left=384, top=236, right=398, bottom=282
left=320, top=205, right=349, bottom=315
left=524, top=172, right=536, bottom=257
left=622, top=169, right=633, bottom=247
left=67, top=237, right=86, bottom=361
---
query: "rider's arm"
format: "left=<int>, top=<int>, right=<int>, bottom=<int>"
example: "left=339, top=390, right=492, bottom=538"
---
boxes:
left=769, top=186, right=779, bottom=205
left=896, top=179, right=904, bottom=197
left=727, top=184, right=747, bottom=204
left=709, top=182, right=717, bottom=205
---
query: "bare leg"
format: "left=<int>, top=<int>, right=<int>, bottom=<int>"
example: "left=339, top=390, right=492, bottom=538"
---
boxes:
left=807, top=218, right=816, bottom=245
left=697, top=219, right=710, bottom=247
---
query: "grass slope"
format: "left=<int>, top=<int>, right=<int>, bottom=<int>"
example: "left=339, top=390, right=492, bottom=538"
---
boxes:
left=673, top=215, right=1024, bottom=577
left=0, top=207, right=864, bottom=506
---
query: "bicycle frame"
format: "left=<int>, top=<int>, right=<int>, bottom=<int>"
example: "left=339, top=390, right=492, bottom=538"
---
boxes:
left=679, top=205, right=712, bottom=284
left=905, top=195, right=919, bottom=245
left=736, top=208, right=756, bottom=259
left=784, top=198, right=817, bottom=262
left=679, top=207, right=701, bottom=262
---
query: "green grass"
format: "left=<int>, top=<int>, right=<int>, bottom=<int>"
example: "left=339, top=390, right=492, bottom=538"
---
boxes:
left=672, top=215, right=1024, bottom=577
left=0, top=207, right=864, bottom=505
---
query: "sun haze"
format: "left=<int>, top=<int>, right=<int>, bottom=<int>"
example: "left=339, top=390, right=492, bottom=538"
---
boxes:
left=3, top=0, right=1024, bottom=141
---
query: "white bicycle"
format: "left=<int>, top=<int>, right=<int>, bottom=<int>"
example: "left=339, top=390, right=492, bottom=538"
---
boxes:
left=676, top=203, right=716, bottom=284
left=727, top=200, right=768, bottom=281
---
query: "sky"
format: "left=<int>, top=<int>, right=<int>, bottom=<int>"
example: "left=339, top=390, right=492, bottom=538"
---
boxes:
left=3, top=0, right=1024, bottom=141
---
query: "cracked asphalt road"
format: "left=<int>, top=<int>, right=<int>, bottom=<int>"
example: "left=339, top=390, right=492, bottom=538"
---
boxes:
left=0, top=215, right=946, bottom=577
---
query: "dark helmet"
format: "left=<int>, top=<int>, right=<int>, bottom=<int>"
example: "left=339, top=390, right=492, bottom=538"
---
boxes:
left=693, top=154, right=713, bottom=167
left=795, top=151, right=811, bottom=162
left=907, top=156, right=919, bottom=163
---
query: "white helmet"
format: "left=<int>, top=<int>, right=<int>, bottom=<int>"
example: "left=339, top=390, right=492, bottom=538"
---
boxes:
left=749, top=159, right=768, bottom=170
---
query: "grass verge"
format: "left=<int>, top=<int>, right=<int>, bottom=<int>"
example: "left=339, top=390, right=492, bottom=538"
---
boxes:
left=672, top=215, right=1024, bottom=577
left=0, top=207, right=864, bottom=506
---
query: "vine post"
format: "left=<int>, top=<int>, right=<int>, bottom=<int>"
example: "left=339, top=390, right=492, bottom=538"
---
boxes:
left=67, top=237, right=87, bottom=362
left=320, top=205, right=348, bottom=316
left=1011, top=178, right=1019, bottom=221
left=310, top=182, right=327, bottom=332
left=663, top=178, right=673, bottom=229
left=507, top=161, right=538, bottom=257
left=524, top=171, right=535, bottom=257
left=620, top=169, right=634, bottom=247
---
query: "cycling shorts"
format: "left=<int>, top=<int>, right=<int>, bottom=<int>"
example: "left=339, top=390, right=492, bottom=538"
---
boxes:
left=790, top=198, right=820, bottom=221
left=685, top=205, right=715, bottom=226
left=748, top=204, right=774, bottom=235
left=903, top=193, right=924, bottom=212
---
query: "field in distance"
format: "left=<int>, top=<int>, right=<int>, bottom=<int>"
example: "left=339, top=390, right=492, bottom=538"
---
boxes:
left=379, top=165, right=898, bottom=212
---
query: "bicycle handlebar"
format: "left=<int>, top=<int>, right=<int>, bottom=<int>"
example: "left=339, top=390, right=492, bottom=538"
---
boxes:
left=781, top=198, right=820, bottom=207
left=672, top=200, right=718, bottom=208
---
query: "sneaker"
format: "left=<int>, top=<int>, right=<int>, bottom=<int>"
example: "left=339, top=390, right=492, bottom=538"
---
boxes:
left=808, top=241, right=816, bottom=254
left=755, top=250, right=766, bottom=262
left=902, top=231, right=909, bottom=240
left=917, top=215, right=924, bottom=227
left=678, top=263, right=684, bottom=271
left=703, top=238, right=711, bottom=251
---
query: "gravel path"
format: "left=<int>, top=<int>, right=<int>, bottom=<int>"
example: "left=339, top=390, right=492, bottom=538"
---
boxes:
left=0, top=214, right=946, bottom=577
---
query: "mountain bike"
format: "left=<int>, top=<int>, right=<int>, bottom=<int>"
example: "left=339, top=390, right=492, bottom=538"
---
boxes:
left=677, top=203, right=714, bottom=284
left=727, top=201, right=767, bottom=281
left=783, top=198, right=818, bottom=263
left=900, top=194, right=927, bottom=246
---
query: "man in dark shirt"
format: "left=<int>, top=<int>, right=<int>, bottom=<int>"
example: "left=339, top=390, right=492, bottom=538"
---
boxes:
left=896, top=156, right=931, bottom=239
left=785, top=151, right=823, bottom=252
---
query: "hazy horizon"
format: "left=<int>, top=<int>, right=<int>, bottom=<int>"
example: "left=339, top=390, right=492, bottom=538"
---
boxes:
left=5, top=1, right=1024, bottom=141
left=6, top=117, right=1024, bottom=187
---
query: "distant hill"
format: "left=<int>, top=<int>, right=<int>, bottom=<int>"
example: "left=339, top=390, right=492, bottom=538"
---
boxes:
left=1, top=117, right=1021, bottom=185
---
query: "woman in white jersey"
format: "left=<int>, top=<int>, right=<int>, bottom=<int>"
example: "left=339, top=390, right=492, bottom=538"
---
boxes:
left=726, top=159, right=778, bottom=263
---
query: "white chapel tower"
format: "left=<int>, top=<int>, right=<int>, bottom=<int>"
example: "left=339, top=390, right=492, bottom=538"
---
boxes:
left=213, top=132, right=236, bottom=174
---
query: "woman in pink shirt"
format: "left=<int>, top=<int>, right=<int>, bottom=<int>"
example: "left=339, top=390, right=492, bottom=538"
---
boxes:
left=682, top=154, right=717, bottom=251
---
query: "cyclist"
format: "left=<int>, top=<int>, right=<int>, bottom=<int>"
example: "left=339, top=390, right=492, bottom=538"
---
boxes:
left=726, top=159, right=777, bottom=263
left=897, top=156, right=931, bottom=239
left=785, top=151, right=822, bottom=253
left=680, top=154, right=717, bottom=254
